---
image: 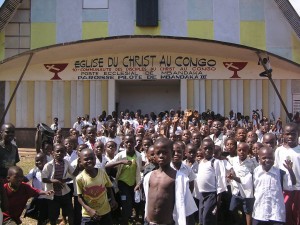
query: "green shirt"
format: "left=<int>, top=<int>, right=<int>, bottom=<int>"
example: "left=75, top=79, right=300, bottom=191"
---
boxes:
left=118, top=154, right=137, bottom=186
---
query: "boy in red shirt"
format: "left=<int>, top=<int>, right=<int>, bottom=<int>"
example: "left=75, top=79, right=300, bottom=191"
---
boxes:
left=3, top=166, right=53, bottom=225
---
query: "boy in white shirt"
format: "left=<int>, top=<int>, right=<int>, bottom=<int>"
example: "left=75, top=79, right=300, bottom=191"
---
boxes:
left=228, top=142, right=258, bottom=225
left=274, top=122, right=300, bottom=225
left=252, top=146, right=296, bottom=225
left=196, top=138, right=227, bottom=225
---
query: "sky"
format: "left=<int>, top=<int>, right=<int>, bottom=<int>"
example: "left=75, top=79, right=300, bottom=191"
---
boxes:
left=0, top=0, right=299, bottom=16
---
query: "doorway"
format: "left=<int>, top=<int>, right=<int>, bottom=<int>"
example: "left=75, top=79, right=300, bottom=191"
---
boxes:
left=116, top=80, right=180, bottom=115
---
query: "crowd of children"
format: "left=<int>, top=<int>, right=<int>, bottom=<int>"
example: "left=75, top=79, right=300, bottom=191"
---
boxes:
left=0, top=108, right=299, bottom=225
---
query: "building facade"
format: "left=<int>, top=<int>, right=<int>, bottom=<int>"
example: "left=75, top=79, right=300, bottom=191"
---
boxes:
left=0, top=0, right=299, bottom=129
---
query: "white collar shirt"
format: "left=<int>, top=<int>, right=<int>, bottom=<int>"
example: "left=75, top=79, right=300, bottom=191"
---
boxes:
left=252, top=166, right=289, bottom=222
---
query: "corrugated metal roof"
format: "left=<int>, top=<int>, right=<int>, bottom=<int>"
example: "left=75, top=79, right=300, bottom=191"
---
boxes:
left=0, top=0, right=23, bottom=32
left=275, top=0, right=300, bottom=38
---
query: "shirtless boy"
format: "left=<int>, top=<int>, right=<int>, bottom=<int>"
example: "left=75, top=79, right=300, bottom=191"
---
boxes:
left=143, top=138, right=197, bottom=225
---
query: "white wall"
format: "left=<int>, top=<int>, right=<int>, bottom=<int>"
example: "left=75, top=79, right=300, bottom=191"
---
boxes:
left=117, top=80, right=180, bottom=115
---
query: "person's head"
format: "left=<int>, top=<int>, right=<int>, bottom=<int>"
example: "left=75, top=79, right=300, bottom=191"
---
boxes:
left=146, top=145, right=156, bottom=164
left=77, top=143, right=88, bottom=156
left=136, top=126, right=145, bottom=137
left=80, top=148, right=96, bottom=171
left=169, top=133, right=176, bottom=142
left=53, top=143, right=66, bottom=162
left=106, top=120, right=117, bottom=136
left=7, top=166, right=24, bottom=189
left=41, top=140, right=53, bottom=156
left=185, top=143, right=197, bottom=162
left=172, top=141, right=185, bottom=164
left=224, top=119, right=231, bottom=129
left=142, top=137, right=152, bottom=152
left=252, top=142, right=263, bottom=158
left=64, top=137, right=75, bottom=154
left=135, top=134, right=143, bottom=149
left=1, top=123, right=15, bottom=144
left=212, top=121, right=222, bottom=136
left=246, top=131, right=258, bottom=140
left=105, top=141, right=117, bottom=158
left=283, top=123, right=299, bottom=148
left=35, top=153, right=47, bottom=171
left=124, top=135, right=135, bottom=153
left=182, top=130, right=191, bottom=144
left=77, top=116, right=81, bottom=123
left=225, top=138, right=237, bottom=156
left=199, top=125, right=210, bottom=137
left=201, top=139, right=214, bottom=160
left=213, top=145, right=222, bottom=159
left=94, top=141, right=104, bottom=157
left=191, top=131, right=201, bottom=148
left=53, top=117, right=58, bottom=123
left=246, top=136, right=256, bottom=153
left=151, top=133, right=159, bottom=143
left=262, top=133, right=277, bottom=149
left=70, top=128, right=78, bottom=138
left=86, top=126, right=96, bottom=142
left=54, top=133, right=63, bottom=144
left=236, top=127, right=247, bottom=142
left=154, top=137, right=173, bottom=168
left=237, top=142, right=249, bottom=161
left=259, top=146, right=274, bottom=172
left=196, top=148, right=204, bottom=162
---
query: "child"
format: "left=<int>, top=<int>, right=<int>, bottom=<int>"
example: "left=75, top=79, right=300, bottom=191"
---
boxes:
left=105, top=134, right=143, bottom=225
left=140, top=136, right=153, bottom=164
left=0, top=123, right=19, bottom=181
left=0, top=178, right=7, bottom=224
left=274, top=123, right=300, bottom=225
left=225, top=138, right=237, bottom=165
left=25, top=153, right=48, bottom=225
left=209, top=121, right=225, bottom=149
left=236, top=127, right=247, bottom=144
left=41, top=140, right=54, bottom=162
left=94, top=141, right=108, bottom=169
left=252, top=146, right=296, bottom=225
left=85, top=126, right=98, bottom=150
left=3, top=166, right=53, bottom=224
left=246, top=136, right=257, bottom=158
left=76, top=148, right=117, bottom=225
left=71, top=143, right=88, bottom=225
left=64, top=137, right=78, bottom=164
left=143, top=137, right=197, bottom=225
left=196, top=139, right=227, bottom=225
left=262, top=133, right=277, bottom=150
left=228, top=142, right=257, bottom=225
left=252, top=142, right=263, bottom=163
left=105, top=141, right=117, bottom=162
left=99, top=120, right=122, bottom=152
left=183, top=143, right=199, bottom=174
left=42, top=143, right=80, bottom=225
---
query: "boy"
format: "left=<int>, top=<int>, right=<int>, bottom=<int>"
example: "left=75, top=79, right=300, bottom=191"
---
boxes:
left=94, top=141, right=108, bottom=169
left=76, top=148, right=117, bottom=225
left=24, top=153, right=48, bottom=225
left=105, top=134, right=143, bottom=225
left=0, top=123, right=19, bottom=181
left=3, top=166, right=53, bottom=225
left=252, top=146, right=296, bottom=225
left=262, top=133, right=277, bottom=150
left=274, top=123, right=300, bottom=225
left=228, top=142, right=257, bottom=225
left=196, top=139, right=227, bottom=225
left=143, top=137, right=197, bottom=225
left=42, top=143, right=80, bottom=225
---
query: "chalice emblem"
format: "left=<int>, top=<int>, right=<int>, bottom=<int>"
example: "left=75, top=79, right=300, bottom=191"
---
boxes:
left=44, top=63, right=68, bottom=80
left=223, top=62, right=248, bottom=78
